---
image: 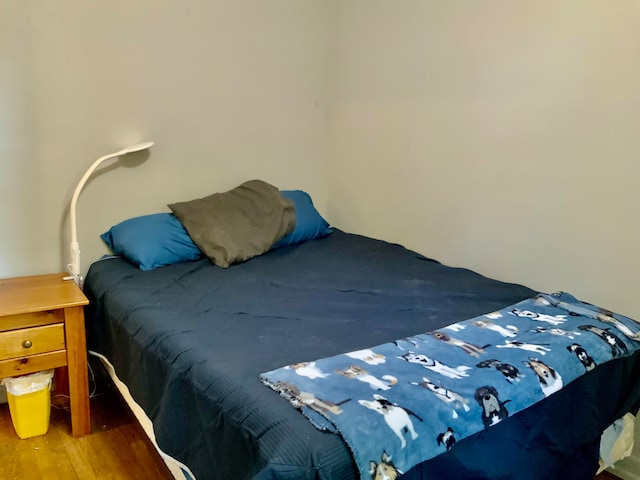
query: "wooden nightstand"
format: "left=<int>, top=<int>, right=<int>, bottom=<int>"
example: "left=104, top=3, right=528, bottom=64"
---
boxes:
left=0, top=273, right=91, bottom=437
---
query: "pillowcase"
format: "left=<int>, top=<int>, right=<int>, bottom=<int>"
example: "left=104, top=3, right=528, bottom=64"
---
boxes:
left=168, top=179, right=296, bottom=268
left=272, top=190, right=332, bottom=249
left=100, top=213, right=203, bottom=271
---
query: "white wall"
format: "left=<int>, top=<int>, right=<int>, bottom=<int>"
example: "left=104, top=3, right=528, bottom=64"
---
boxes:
left=4, top=1, right=637, bottom=320
left=326, top=4, right=640, bottom=473
left=0, top=0, right=334, bottom=279
left=326, top=1, right=640, bottom=320
left=0, top=2, right=40, bottom=276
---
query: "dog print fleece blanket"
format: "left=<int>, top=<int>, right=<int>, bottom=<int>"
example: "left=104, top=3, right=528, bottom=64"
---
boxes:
left=260, top=292, right=640, bottom=478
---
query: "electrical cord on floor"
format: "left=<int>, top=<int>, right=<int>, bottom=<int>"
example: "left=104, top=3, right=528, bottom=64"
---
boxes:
left=51, top=358, right=100, bottom=410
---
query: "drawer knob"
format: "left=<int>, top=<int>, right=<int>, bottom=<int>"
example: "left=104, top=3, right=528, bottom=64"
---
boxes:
left=22, top=339, right=32, bottom=349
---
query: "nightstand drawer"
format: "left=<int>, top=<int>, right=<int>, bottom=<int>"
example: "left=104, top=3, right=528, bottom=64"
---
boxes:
left=0, top=310, right=64, bottom=332
left=0, top=350, right=67, bottom=378
left=0, top=324, right=66, bottom=361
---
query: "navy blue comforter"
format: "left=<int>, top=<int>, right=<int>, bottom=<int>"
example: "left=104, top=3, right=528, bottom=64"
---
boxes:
left=84, top=230, right=640, bottom=480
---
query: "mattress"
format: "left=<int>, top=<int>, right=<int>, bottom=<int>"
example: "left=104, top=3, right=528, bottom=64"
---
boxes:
left=83, top=230, right=640, bottom=479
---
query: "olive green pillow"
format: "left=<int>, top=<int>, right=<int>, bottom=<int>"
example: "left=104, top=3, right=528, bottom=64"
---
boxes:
left=168, top=179, right=296, bottom=268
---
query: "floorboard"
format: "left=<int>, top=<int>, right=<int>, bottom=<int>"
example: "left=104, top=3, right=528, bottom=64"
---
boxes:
left=599, top=472, right=626, bottom=480
left=0, top=379, right=628, bottom=480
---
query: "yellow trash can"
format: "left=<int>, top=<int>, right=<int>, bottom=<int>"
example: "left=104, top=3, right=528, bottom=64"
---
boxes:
left=2, top=370, right=54, bottom=439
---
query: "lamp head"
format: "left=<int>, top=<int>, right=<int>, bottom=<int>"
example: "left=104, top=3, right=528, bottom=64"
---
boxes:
left=118, top=141, right=154, bottom=155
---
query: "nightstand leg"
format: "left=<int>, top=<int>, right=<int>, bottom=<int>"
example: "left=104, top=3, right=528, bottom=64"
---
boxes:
left=64, top=306, right=91, bottom=437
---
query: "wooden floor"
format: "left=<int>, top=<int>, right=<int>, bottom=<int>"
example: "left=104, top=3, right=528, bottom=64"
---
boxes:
left=0, top=383, right=173, bottom=480
left=0, top=380, right=626, bottom=480
left=598, top=472, right=625, bottom=480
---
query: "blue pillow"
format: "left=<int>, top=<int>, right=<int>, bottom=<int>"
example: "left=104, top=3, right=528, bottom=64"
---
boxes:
left=272, top=190, right=332, bottom=249
left=100, top=213, right=203, bottom=271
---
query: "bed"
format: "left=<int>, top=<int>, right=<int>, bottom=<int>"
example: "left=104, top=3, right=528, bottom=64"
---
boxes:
left=83, top=182, right=640, bottom=480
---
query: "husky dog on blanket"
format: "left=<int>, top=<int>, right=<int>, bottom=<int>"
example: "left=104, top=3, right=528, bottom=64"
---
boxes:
left=510, top=308, right=567, bottom=325
left=336, top=365, right=398, bottom=390
left=496, top=340, right=551, bottom=355
left=594, top=311, right=639, bottom=339
left=472, top=319, right=518, bottom=338
left=410, top=376, right=470, bottom=418
left=530, top=326, right=581, bottom=340
left=359, top=395, right=422, bottom=449
left=578, top=325, right=628, bottom=357
left=397, top=352, right=472, bottom=379
left=429, top=331, right=490, bottom=357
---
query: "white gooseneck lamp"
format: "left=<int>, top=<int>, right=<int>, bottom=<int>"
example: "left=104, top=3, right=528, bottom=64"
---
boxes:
left=65, top=141, right=154, bottom=286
